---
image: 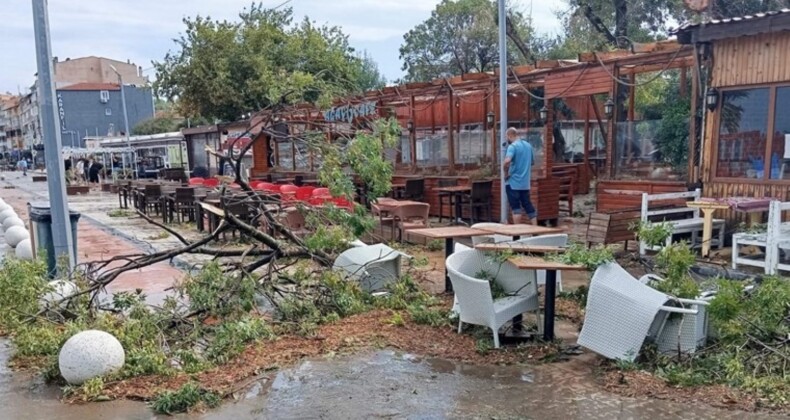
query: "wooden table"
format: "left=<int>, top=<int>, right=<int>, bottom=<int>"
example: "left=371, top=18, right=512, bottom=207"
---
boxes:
left=475, top=224, right=564, bottom=240
left=687, top=201, right=730, bottom=257
left=435, top=186, right=471, bottom=225
left=474, top=243, right=566, bottom=254
left=408, top=226, right=487, bottom=292
left=509, top=257, right=586, bottom=341
left=701, top=197, right=774, bottom=226
left=390, top=183, right=406, bottom=198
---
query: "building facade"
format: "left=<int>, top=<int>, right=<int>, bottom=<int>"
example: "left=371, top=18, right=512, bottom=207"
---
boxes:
left=53, top=56, right=148, bottom=88
left=57, top=83, right=155, bottom=147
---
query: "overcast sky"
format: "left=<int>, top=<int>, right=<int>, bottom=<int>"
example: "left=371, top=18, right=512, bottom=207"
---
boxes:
left=0, top=0, right=565, bottom=94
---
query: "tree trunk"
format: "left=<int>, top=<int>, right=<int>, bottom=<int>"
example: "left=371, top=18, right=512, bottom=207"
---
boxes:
left=614, top=0, right=629, bottom=49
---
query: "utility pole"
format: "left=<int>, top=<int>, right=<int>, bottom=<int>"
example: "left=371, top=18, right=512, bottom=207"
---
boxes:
left=498, top=0, right=508, bottom=223
left=109, top=65, right=131, bottom=174
left=32, top=0, right=75, bottom=268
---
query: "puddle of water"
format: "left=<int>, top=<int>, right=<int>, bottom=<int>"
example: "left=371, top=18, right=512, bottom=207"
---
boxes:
left=0, top=336, right=784, bottom=420
left=201, top=350, right=781, bottom=420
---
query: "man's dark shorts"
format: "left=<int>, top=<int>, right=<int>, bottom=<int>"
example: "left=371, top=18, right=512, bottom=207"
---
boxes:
left=505, top=184, right=537, bottom=219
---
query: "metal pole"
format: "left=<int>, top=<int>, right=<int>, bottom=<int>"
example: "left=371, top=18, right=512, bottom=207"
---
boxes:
left=32, top=0, right=75, bottom=268
left=110, top=65, right=131, bottom=173
left=498, top=0, right=508, bottom=223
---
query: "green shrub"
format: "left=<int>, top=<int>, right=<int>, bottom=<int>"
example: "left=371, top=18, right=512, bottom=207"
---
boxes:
left=151, top=382, right=221, bottom=414
left=407, top=304, right=448, bottom=327
left=206, top=317, right=273, bottom=364
left=0, top=258, right=48, bottom=330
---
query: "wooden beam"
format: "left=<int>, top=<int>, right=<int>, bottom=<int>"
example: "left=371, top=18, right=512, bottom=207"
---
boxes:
left=410, top=95, right=417, bottom=171
left=461, top=72, right=493, bottom=81
left=404, top=82, right=432, bottom=90
left=578, top=50, right=631, bottom=63
left=691, top=13, right=790, bottom=43
left=618, top=56, right=695, bottom=75
left=511, top=65, right=535, bottom=76
left=631, top=40, right=681, bottom=54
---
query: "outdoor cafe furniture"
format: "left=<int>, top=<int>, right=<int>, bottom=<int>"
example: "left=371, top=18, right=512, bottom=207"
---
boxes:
left=457, top=180, right=494, bottom=224
left=685, top=200, right=730, bottom=258
left=733, top=200, right=790, bottom=275
left=471, top=222, right=514, bottom=245
left=334, top=243, right=404, bottom=293
left=400, top=178, right=425, bottom=202
left=411, top=224, right=564, bottom=292
left=437, top=179, right=458, bottom=223
left=472, top=241, right=578, bottom=341
left=391, top=202, right=430, bottom=242
left=577, top=262, right=709, bottom=361
left=409, top=226, right=490, bottom=292
left=446, top=249, right=541, bottom=348
left=434, top=184, right=471, bottom=225
left=513, top=234, right=569, bottom=292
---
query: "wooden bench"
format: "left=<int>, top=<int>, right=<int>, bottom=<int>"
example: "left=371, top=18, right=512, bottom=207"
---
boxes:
left=733, top=200, right=790, bottom=275
left=553, top=166, right=577, bottom=216
left=586, top=210, right=641, bottom=248
left=32, top=175, right=47, bottom=182
left=639, top=189, right=725, bottom=255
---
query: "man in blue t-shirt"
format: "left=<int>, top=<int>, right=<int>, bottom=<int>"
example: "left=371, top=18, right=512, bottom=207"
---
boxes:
left=503, top=128, right=536, bottom=225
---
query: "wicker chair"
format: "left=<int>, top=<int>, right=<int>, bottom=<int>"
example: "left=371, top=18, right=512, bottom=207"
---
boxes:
left=392, top=203, right=430, bottom=242
left=446, top=249, right=541, bottom=348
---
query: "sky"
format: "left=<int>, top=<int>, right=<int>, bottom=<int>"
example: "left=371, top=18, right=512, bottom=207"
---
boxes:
left=0, top=0, right=565, bottom=94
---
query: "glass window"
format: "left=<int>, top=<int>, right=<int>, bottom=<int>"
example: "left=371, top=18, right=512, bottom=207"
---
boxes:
left=717, top=88, right=770, bottom=179
left=770, top=87, right=790, bottom=180
left=276, top=141, right=293, bottom=170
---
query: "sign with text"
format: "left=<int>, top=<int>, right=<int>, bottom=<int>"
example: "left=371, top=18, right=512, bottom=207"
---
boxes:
left=57, top=93, right=66, bottom=131
left=323, top=101, right=378, bottom=123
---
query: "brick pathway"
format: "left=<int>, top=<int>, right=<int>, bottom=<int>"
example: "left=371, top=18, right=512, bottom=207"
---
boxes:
left=0, top=172, right=182, bottom=304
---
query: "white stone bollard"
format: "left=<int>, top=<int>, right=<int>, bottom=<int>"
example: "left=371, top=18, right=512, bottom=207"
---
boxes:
left=3, top=216, right=24, bottom=230
left=15, top=238, right=34, bottom=260
left=58, top=330, right=125, bottom=385
left=40, top=279, right=77, bottom=307
left=5, top=226, right=28, bottom=247
left=0, top=208, right=16, bottom=223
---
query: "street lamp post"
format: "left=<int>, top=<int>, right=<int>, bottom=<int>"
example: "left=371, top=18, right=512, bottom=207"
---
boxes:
left=109, top=65, right=131, bottom=174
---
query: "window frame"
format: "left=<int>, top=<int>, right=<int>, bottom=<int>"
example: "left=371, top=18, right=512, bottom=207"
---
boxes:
left=711, top=83, right=790, bottom=184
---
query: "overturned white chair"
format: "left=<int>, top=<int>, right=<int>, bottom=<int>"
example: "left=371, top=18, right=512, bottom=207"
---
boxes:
left=333, top=243, right=405, bottom=293
left=577, top=262, right=708, bottom=361
left=470, top=223, right=513, bottom=246
left=446, top=249, right=541, bottom=348
left=512, top=234, right=569, bottom=292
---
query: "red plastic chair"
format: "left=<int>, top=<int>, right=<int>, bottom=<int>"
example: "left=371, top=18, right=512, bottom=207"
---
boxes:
left=260, top=183, right=279, bottom=193
left=280, top=184, right=299, bottom=194
left=295, top=186, right=315, bottom=202
left=249, top=181, right=263, bottom=190
left=331, top=196, right=354, bottom=210
left=312, top=187, right=330, bottom=198
left=228, top=183, right=241, bottom=190
left=203, top=178, right=220, bottom=188
left=188, top=177, right=205, bottom=186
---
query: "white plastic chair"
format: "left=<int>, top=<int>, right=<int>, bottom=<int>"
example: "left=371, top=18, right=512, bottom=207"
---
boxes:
left=446, top=249, right=541, bottom=348
left=512, top=234, right=569, bottom=292
left=470, top=223, right=513, bottom=246
left=577, top=263, right=708, bottom=361
left=333, top=244, right=403, bottom=292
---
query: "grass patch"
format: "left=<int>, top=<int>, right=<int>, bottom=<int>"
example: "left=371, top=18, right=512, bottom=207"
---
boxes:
left=107, top=209, right=132, bottom=218
left=151, top=382, right=221, bottom=414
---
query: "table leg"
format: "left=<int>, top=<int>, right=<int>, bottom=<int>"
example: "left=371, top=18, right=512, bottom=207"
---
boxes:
left=543, top=269, right=557, bottom=341
left=748, top=212, right=762, bottom=227
left=454, top=192, right=463, bottom=225
left=445, top=237, right=453, bottom=293
left=701, top=208, right=714, bottom=258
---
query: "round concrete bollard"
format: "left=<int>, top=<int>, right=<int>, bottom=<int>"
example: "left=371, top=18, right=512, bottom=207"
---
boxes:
left=4, top=226, right=29, bottom=247
left=40, top=280, right=77, bottom=308
left=0, top=208, right=16, bottom=223
left=59, top=330, right=125, bottom=385
left=0, top=200, right=7, bottom=211
left=3, top=216, right=24, bottom=230
left=15, top=238, right=34, bottom=260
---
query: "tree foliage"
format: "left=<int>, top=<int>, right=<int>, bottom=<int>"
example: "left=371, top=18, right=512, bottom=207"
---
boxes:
left=132, top=117, right=182, bottom=135
left=154, top=4, right=385, bottom=122
left=399, top=0, right=535, bottom=82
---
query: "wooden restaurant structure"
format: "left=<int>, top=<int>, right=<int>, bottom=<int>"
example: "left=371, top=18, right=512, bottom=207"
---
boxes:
left=238, top=41, right=700, bottom=224
left=676, top=9, right=790, bottom=222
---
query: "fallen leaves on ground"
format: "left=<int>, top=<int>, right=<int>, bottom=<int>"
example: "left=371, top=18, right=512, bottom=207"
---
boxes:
left=599, top=369, right=760, bottom=412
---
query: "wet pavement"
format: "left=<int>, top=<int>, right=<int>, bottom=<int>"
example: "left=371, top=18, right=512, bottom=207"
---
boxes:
left=0, top=343, right=781, bottom=420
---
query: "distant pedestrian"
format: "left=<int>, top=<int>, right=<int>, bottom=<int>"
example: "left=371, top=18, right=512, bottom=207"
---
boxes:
left=503, top=127, right=537, bottom=225
left=17, top=158, right=28, bottom=176
left=75, top=159, right=85, bottom=181
left=88, top=160, right=103, bottom=184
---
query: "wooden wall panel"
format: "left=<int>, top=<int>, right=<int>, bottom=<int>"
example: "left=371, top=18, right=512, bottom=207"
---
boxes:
left=712, top=31, right=790, bottom=88
left=545, top=65, right=612, bottom=98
